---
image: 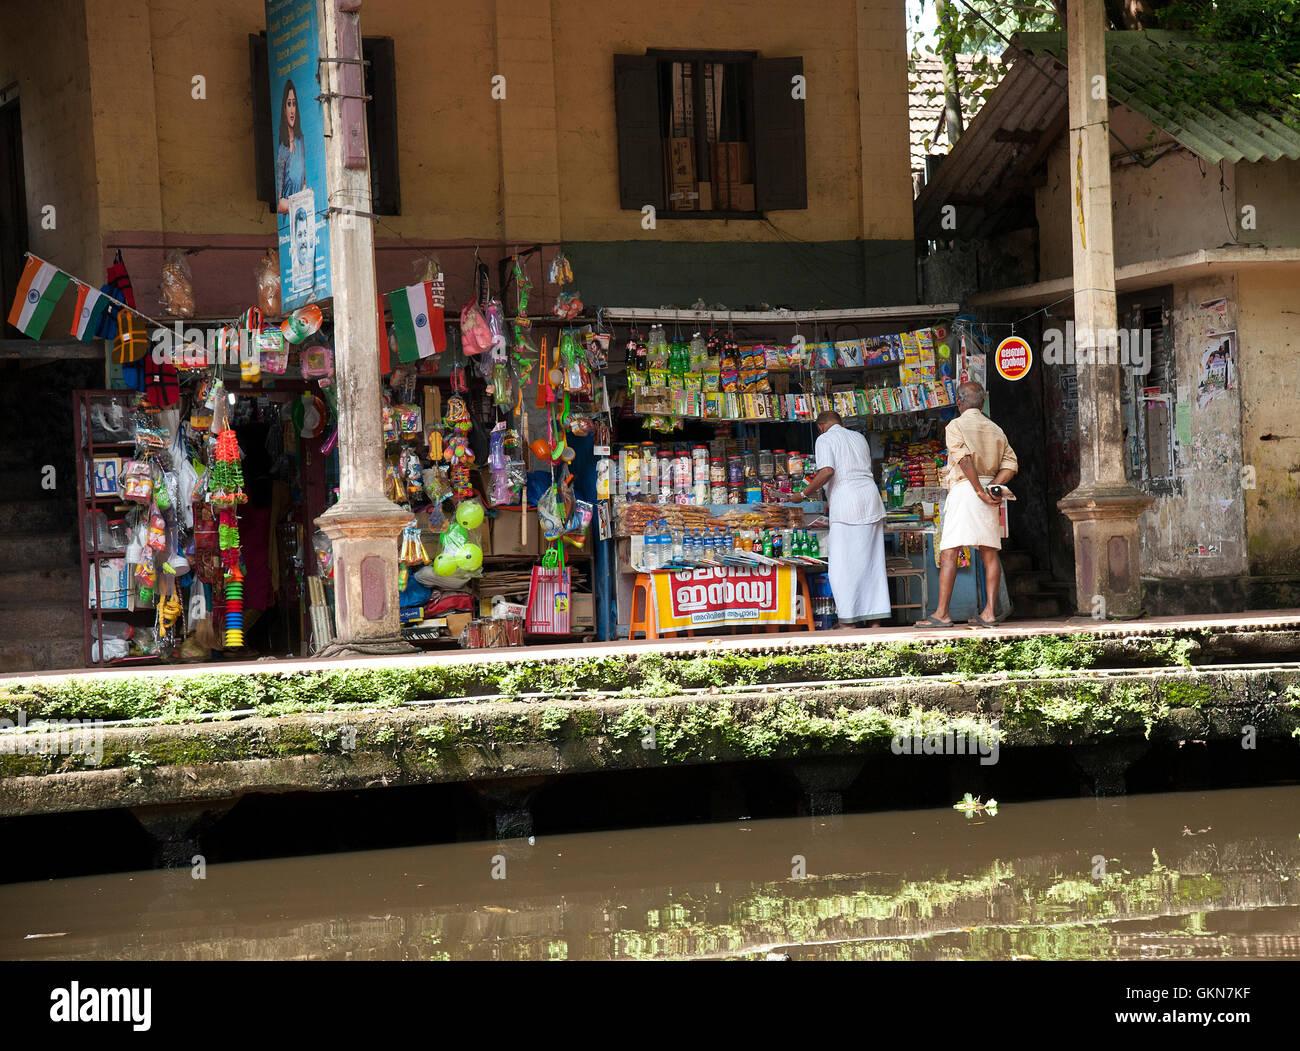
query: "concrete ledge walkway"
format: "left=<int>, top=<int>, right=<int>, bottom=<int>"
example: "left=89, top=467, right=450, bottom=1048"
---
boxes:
left=9, top=609, right=1300, bottom=684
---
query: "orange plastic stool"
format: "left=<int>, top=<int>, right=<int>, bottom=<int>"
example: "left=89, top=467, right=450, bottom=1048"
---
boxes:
left=629, top=573, right=658, bottom=640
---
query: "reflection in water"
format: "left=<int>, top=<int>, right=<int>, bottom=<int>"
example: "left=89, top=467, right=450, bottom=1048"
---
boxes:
left=2, top=786, right=1298, bottom=960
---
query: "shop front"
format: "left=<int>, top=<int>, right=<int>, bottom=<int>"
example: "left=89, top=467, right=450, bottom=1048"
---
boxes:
left=58, top=243, right=1002, bottom=667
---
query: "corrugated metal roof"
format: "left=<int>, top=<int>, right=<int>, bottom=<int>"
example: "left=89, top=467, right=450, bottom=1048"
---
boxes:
left=1016, top=30, right=1300, bottom=164
left=913, top=29, right=1300, bottom=239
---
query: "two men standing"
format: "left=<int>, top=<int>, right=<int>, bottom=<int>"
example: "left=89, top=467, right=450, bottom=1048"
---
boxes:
left=801, top=381, right=1018, bottom=632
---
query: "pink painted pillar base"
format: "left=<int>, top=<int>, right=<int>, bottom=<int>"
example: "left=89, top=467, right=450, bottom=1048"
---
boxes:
left=315, top=497, right=414, bottom=657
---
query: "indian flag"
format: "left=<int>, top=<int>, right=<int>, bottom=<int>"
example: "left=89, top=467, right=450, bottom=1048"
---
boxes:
left=70, top=283, right=111, bottom=341
left=7, top=256, right=70, bottom=339
left=387, top=281, right=445, bottom=363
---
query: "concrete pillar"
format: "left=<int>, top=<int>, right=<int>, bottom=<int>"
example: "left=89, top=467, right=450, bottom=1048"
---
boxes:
left=472, top=776, right=549, bottom=840
left=313, top=0, right=412, bottom=657
left=130, top=799, right=237, bottom=869
left=1057, top=0, right=1152, bottom=618
left=1073, top=742, right=1148, bottom=797
left=789, top=758, right=863, bottom=817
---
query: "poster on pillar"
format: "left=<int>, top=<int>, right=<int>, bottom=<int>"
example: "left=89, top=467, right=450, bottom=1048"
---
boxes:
left=651, top=566, right=798, bottom=631
left=266, top=0, right=333, bottom=311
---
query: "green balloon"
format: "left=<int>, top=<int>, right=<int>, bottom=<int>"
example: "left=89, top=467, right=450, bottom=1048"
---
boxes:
left=457, top=544, right=483, bottom=572
left=456, top=501, right=485, bottom=530
left=434, top=552, right=459, bottom=576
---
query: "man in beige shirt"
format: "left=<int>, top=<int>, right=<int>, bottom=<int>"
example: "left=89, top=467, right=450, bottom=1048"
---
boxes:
left=917, top=381, right=1018, bottom=629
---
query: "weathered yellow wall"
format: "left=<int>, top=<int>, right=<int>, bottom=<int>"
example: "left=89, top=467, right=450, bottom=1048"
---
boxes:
left=85, top=0, right=164, bottom=238
left=94, top=0, right=911, bottom=247
left=0, top=0, right=100, bottom=282
left=547, top=0, right=913, bottom=244
left=1236, top=158, right=1300, bottom=248
left=1037, top=107, right=1244, bottom=281
left=1238, top=268, right=1300, bottom=574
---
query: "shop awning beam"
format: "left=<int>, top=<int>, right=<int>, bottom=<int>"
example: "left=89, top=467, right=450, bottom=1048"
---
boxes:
left=0, top=339, right=102, bottom=360
left=599, top=304, right=959, bottom=325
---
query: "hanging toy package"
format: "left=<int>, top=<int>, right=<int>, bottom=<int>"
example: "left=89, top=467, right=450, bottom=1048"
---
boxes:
left=159, top=249, right=196, bottom=318
left=460, top=302, right=492, bottom=356
left=255, top=252, right=281, bottom=317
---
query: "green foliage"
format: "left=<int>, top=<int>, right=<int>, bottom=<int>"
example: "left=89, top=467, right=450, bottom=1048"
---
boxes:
left=1160, top=0, right=1300, bottom=127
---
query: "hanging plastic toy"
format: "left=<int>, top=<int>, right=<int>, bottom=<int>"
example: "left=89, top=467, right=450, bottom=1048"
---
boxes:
left=399, top=522, right=429, bottom=566
left=548, top=251, right=573, bottom=287
left=224, top=567, right=244, bottom=649
left=239, top=307, right=264, bottom=383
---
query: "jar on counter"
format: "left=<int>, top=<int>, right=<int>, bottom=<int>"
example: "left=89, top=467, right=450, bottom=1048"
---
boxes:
left=710, top=483, right=727, bottom=505
left=727, top=487, right=742, bottom=504
left=788, top=449, right=804, bottom=476
left=758, top=450, right=774, bottom=480
left=693, top=480, right=710, bottom=505
left=658, top=451, right=673, bottom=494
left=773, top=450, right=788, bottom=478
left=728, top=456, right=743, bottom=487
left=692, top=444, right=709, bottom=483
left=709, top=457, right=725, bottom=484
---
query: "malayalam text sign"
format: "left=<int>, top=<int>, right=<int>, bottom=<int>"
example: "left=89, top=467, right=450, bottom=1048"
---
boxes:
left=651, top=566, right=798, bottom=632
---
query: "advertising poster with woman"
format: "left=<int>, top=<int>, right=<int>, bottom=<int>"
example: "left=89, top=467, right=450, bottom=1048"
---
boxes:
left=266, top=0, right=332, bottom=310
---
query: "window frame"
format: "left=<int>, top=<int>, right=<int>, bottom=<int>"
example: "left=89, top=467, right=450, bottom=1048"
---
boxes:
left=645, top=48, right=762, bottom=221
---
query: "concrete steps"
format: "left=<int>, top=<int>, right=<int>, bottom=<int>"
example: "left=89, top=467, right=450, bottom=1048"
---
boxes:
left=0, top=498, right=70, bottom=533
left=0, top=565, right=83, bottom=606
left=0, top=531, right=78, bottom=572
left=0, top=491, right=86, bottom=670
left=1000, top=548, right=1073, bottom=620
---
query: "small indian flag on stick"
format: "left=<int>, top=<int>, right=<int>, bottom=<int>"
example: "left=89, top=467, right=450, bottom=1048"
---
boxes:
left=70, top=283, right=111, bottom=341
left=387, top=280, right=446, bottom=363
left=7, top=255, right=70, bottom=339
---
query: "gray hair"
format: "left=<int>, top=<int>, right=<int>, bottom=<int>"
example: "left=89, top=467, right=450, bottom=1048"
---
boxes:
left=956, top=381, right=985, bottom=409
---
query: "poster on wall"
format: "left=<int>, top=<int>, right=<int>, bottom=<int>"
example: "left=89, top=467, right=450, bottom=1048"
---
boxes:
left=266, top=0, right=332, bottom=311
left=1196, top=331, right=1236, bottom=409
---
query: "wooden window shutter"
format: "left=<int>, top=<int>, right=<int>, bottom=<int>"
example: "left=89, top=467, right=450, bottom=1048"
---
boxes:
left=614, top=54, right=665, bottom=210
left=249, top=33, right=274, bottom=213
left=364, top=37, right=401, bottom=215
left=752, top=57, right=807, bottom=211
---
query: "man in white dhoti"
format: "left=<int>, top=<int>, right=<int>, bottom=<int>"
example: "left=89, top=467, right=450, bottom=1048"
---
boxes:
left=801, top=411, right=891, bottom=628
left=917, top=381, right=1018, bottom=629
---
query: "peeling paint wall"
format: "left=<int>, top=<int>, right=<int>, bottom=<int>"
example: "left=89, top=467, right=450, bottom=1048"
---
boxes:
left=1238, top=269, right=1300, bottom=574
left=0, top=0, right=100, bottom=292
left=1137, top=276, right=1247, bottom=577
left=1035, top=107, right=1257, bottom=283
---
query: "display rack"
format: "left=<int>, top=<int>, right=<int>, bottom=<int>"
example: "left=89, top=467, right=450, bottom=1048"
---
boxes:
left=74, top=390, right=163, bottom=668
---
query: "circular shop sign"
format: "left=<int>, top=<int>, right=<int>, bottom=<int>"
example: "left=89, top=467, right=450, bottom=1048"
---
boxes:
left=995, top=336, right=1032, bottom=381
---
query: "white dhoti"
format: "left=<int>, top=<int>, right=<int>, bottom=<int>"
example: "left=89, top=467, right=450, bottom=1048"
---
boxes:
left=940, top=478, right=1002, bottom=550
left=828, top=519, right=891, bottom=622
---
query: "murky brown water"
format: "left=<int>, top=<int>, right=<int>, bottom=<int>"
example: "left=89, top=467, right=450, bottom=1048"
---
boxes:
left=2, top=785, right=1298, bottom=960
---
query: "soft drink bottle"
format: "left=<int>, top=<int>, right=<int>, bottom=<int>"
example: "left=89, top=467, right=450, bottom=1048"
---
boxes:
left=809, top=530, right=820, bottom=558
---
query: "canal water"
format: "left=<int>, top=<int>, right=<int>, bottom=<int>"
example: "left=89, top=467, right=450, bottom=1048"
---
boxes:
left=2, top=785, right=1297, bottom=961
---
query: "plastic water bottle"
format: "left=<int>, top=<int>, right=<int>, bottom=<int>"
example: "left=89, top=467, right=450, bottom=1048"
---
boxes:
left=643, top=524, right=660, bottom=571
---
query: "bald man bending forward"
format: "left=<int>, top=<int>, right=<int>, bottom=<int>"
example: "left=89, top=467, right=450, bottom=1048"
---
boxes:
left=801, top=412, right=891, bottom=628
